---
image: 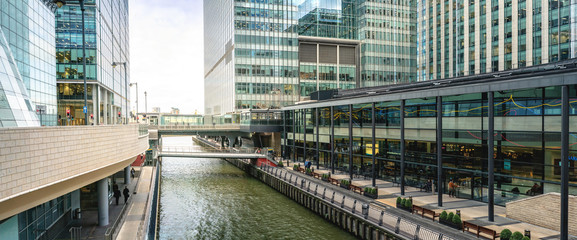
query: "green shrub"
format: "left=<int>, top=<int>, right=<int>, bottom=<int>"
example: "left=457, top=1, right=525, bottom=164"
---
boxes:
left=452, top=214, right=461, bottom=225
left=293, top=164, right=298, bottom=170
left=306, top=168, right=312, bottom=174
left=340, top=179, right=350, bottom=187
left=448, top=212, right=454, bottom=222
left=511, top=232, right=524, bottom=240
left=396, top=197, right=402, bottom=204
left=500, top=229, right=512, bottom=240
left=364, top=187, right=369, bottom=193
left=404, top=198, right=412, bottom=208
left=440, top=211, right=448, bottom=221
left=522, top=237, right=530, bottom=240
left=277, top=161, right=283, bottom=167
left=401, top=198, right=406, bottom=207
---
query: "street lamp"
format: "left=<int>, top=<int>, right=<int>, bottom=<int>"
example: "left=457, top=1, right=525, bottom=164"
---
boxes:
left=129, top=82, right=138, bottom=122
left=77, top=0, right=88, bottom=125
left=144, top=91, right=148, bottom=122
left=112, top=62, right=128, bottom=124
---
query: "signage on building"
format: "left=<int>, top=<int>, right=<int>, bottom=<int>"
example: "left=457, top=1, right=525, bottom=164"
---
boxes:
left=365, top=143, right=379, bottom=155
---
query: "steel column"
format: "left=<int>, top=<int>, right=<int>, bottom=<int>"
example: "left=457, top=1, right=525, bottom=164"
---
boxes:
left=303, top=110, right=307, bottom=162
left=437, top=96, right=443, bottom=207
left=560, top=85, right=569, bottom=240
left=331, top=106, right=335, bottom=174
left=401, top=100, right=406, bottom=195
left=372, top=102, right=376, bottom=187
left=488, top=91, right=495, bottom=221
left=349, top=104, right=353, bottom=180
left=316, top=108, right=320, bottom=169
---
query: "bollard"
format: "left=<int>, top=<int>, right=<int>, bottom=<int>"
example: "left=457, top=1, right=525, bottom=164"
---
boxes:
left=314, top=185, right=318, bottom=195
left=524, top=230, right=531, bottom=238
left=414, top=225, right=420, bottom=240
left=394, top=217, right=401, bottom=234
left=378, top=211, right=384, bottom=226
left=323, top=188, right=326, bottom=199
left=284, top=172, right=287, bottom=180
left=341, top=195, right=346, bottom=208
left=352, top=200, right=357, bottom=214
left=362, top=204, right=369, bottom=219
left=289, top=175, right=292, bottom=183
left=301, top=179, right=305, bottom=188
left=307, top=181, right=310, bottom=192
left=331, top=191, right=335, bottom=203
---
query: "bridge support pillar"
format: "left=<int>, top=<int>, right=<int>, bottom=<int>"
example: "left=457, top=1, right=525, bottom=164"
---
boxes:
left=227, top=136, right=235, bottom=148
left=124, top=166, right=130, bottom=185
left=97, top=178, right=109, bottom=226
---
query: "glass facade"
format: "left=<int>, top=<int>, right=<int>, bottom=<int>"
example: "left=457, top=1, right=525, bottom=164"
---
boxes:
left=205, top=0, right=417, bottom=114
left=420, top=0, right=577, bottom=80
left=0, top=27, right=40, bottom=127
left=56, top=0, right=130, bottom=125
left=283, top=83, right=577, bottom=206
left=0, top=0, right=57, bottom=126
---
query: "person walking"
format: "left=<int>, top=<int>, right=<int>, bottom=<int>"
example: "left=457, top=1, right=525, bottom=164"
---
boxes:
left=131, top=168, right=135, bottom=178
left=123, top=186, right=130, bottom=204
left=448, top=179, right=455, bottom=197
left=113, top=189, right=121, bottom=205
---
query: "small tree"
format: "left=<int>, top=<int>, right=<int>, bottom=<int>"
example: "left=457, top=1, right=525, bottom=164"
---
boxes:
left=500, top=229, right=512, bottom=240
left=396, top=197, right=402, bottom=204
left=452, top=214, right=462, bottom=225
left=401, top=198, right=407, bottom=207
left=448, top=212, right=454, bottom=222
left=440, top=211, right=448, bottom=221
left=511, top=232, right=524, bottom=240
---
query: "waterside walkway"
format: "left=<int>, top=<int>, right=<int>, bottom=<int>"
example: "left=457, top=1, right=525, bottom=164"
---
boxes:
left=282, top=160, right=575, bottom=240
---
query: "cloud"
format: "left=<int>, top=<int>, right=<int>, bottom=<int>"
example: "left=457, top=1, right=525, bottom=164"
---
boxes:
left=129, top=0, right=204, bottom=114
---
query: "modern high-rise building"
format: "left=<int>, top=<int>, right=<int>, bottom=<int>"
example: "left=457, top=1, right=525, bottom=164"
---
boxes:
left=56, top=0, right=130, bottom=125
left=0, top=0, right=58, bottom=126
left=418, top=0, right=577, bottom=81
left=204, top=0, right=416, bottom=115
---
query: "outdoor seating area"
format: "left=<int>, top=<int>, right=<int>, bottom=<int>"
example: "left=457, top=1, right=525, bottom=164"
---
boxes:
left=411, top=205, right=439, bottom=221
left=462, top=221, right=500, bottom=240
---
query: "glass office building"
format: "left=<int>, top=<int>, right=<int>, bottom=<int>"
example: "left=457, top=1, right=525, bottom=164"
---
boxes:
left=419, top=0, right=577, bottom=81
left=0, top=0, right=58, bottom=126
left=204, top=0, right=416, bottom=114
left=282, top=67, right=577, bottom=206
left=56, top=0, right=130, bottom=125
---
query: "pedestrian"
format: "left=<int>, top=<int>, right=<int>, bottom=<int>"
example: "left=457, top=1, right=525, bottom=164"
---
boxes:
left=123, top=186, right=130, bottom=204
left=113, top=189, right=121, bottom=205
left=448, top=179, right=455, bottom=197
left=131, top=168, right=135, bottom=178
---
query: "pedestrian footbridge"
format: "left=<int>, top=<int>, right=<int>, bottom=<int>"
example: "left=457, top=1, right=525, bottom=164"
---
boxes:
left=158, top=146, right=276, bottom=162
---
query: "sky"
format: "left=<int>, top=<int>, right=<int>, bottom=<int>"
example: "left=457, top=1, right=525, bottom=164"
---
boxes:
left=129, top=0, right=204, bottom=114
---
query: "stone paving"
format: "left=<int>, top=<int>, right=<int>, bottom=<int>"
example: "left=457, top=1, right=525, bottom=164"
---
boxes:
left=283, top=160, right=576, bottom=240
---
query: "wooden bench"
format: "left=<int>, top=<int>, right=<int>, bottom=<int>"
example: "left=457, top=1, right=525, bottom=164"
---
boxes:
left=312, top=172, right=321, bottom=179
left=412, top=205, right=439, bottom=221
left=462, top=221, right=500, bottom=240
left=328, top=177, right=339, bottom=185
left=477, top=225, right=500, bottom=240
left=349, top=185, right=364, bottom=194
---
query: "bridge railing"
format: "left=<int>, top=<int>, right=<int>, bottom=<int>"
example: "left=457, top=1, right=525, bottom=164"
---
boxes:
left=158, top=124, right=240, bottom=130
left=161, top=146, right=262, bottom=154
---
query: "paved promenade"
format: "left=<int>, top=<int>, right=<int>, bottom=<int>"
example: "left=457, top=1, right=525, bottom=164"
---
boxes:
left=116, top=166, right=154, bottom=239
left=282, top=160, right=575, bottom=240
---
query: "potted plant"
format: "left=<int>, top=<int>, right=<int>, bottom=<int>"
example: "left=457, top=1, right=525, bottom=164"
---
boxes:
left=511, top=232, right=524, bottom=240
left=305, top=168, right=313, bottom=176
left=404, top=197, right=412, bottom=210
left=363, top=187, right=378, bottom=199
left=293, top=164, right=299, bottom=171
left=340, top=179, right=351, bottom=190
left=277, top=161, right=283, bottom=167
left=321, top=174, right=329, bottom=181
left=439, top=211, right=461, bottom=229
left=500, top=229, right=512, bottom=240
left=439, top=211, right=448, bottom=222
left=396, top=197, right=402, bottom=208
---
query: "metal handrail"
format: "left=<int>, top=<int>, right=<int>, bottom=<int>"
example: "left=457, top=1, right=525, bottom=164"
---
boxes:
left=262, top=165, right=459, bottom=240
left=157, top=124, right=240, bottom=130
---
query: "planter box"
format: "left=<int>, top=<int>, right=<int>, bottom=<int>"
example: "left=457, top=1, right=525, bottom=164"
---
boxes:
left=396, top=204, right=411, bottom=212
left=322, top=178, right=329, bottom=182
left=364, top=192, right=378, bottom=199
left=440, top=219, right=462, bottom=230
left=340, top=185, right=350, bottom=190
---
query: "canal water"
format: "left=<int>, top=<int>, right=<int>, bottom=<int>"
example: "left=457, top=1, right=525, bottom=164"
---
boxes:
left=158, top=137, right=355, bottom=239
